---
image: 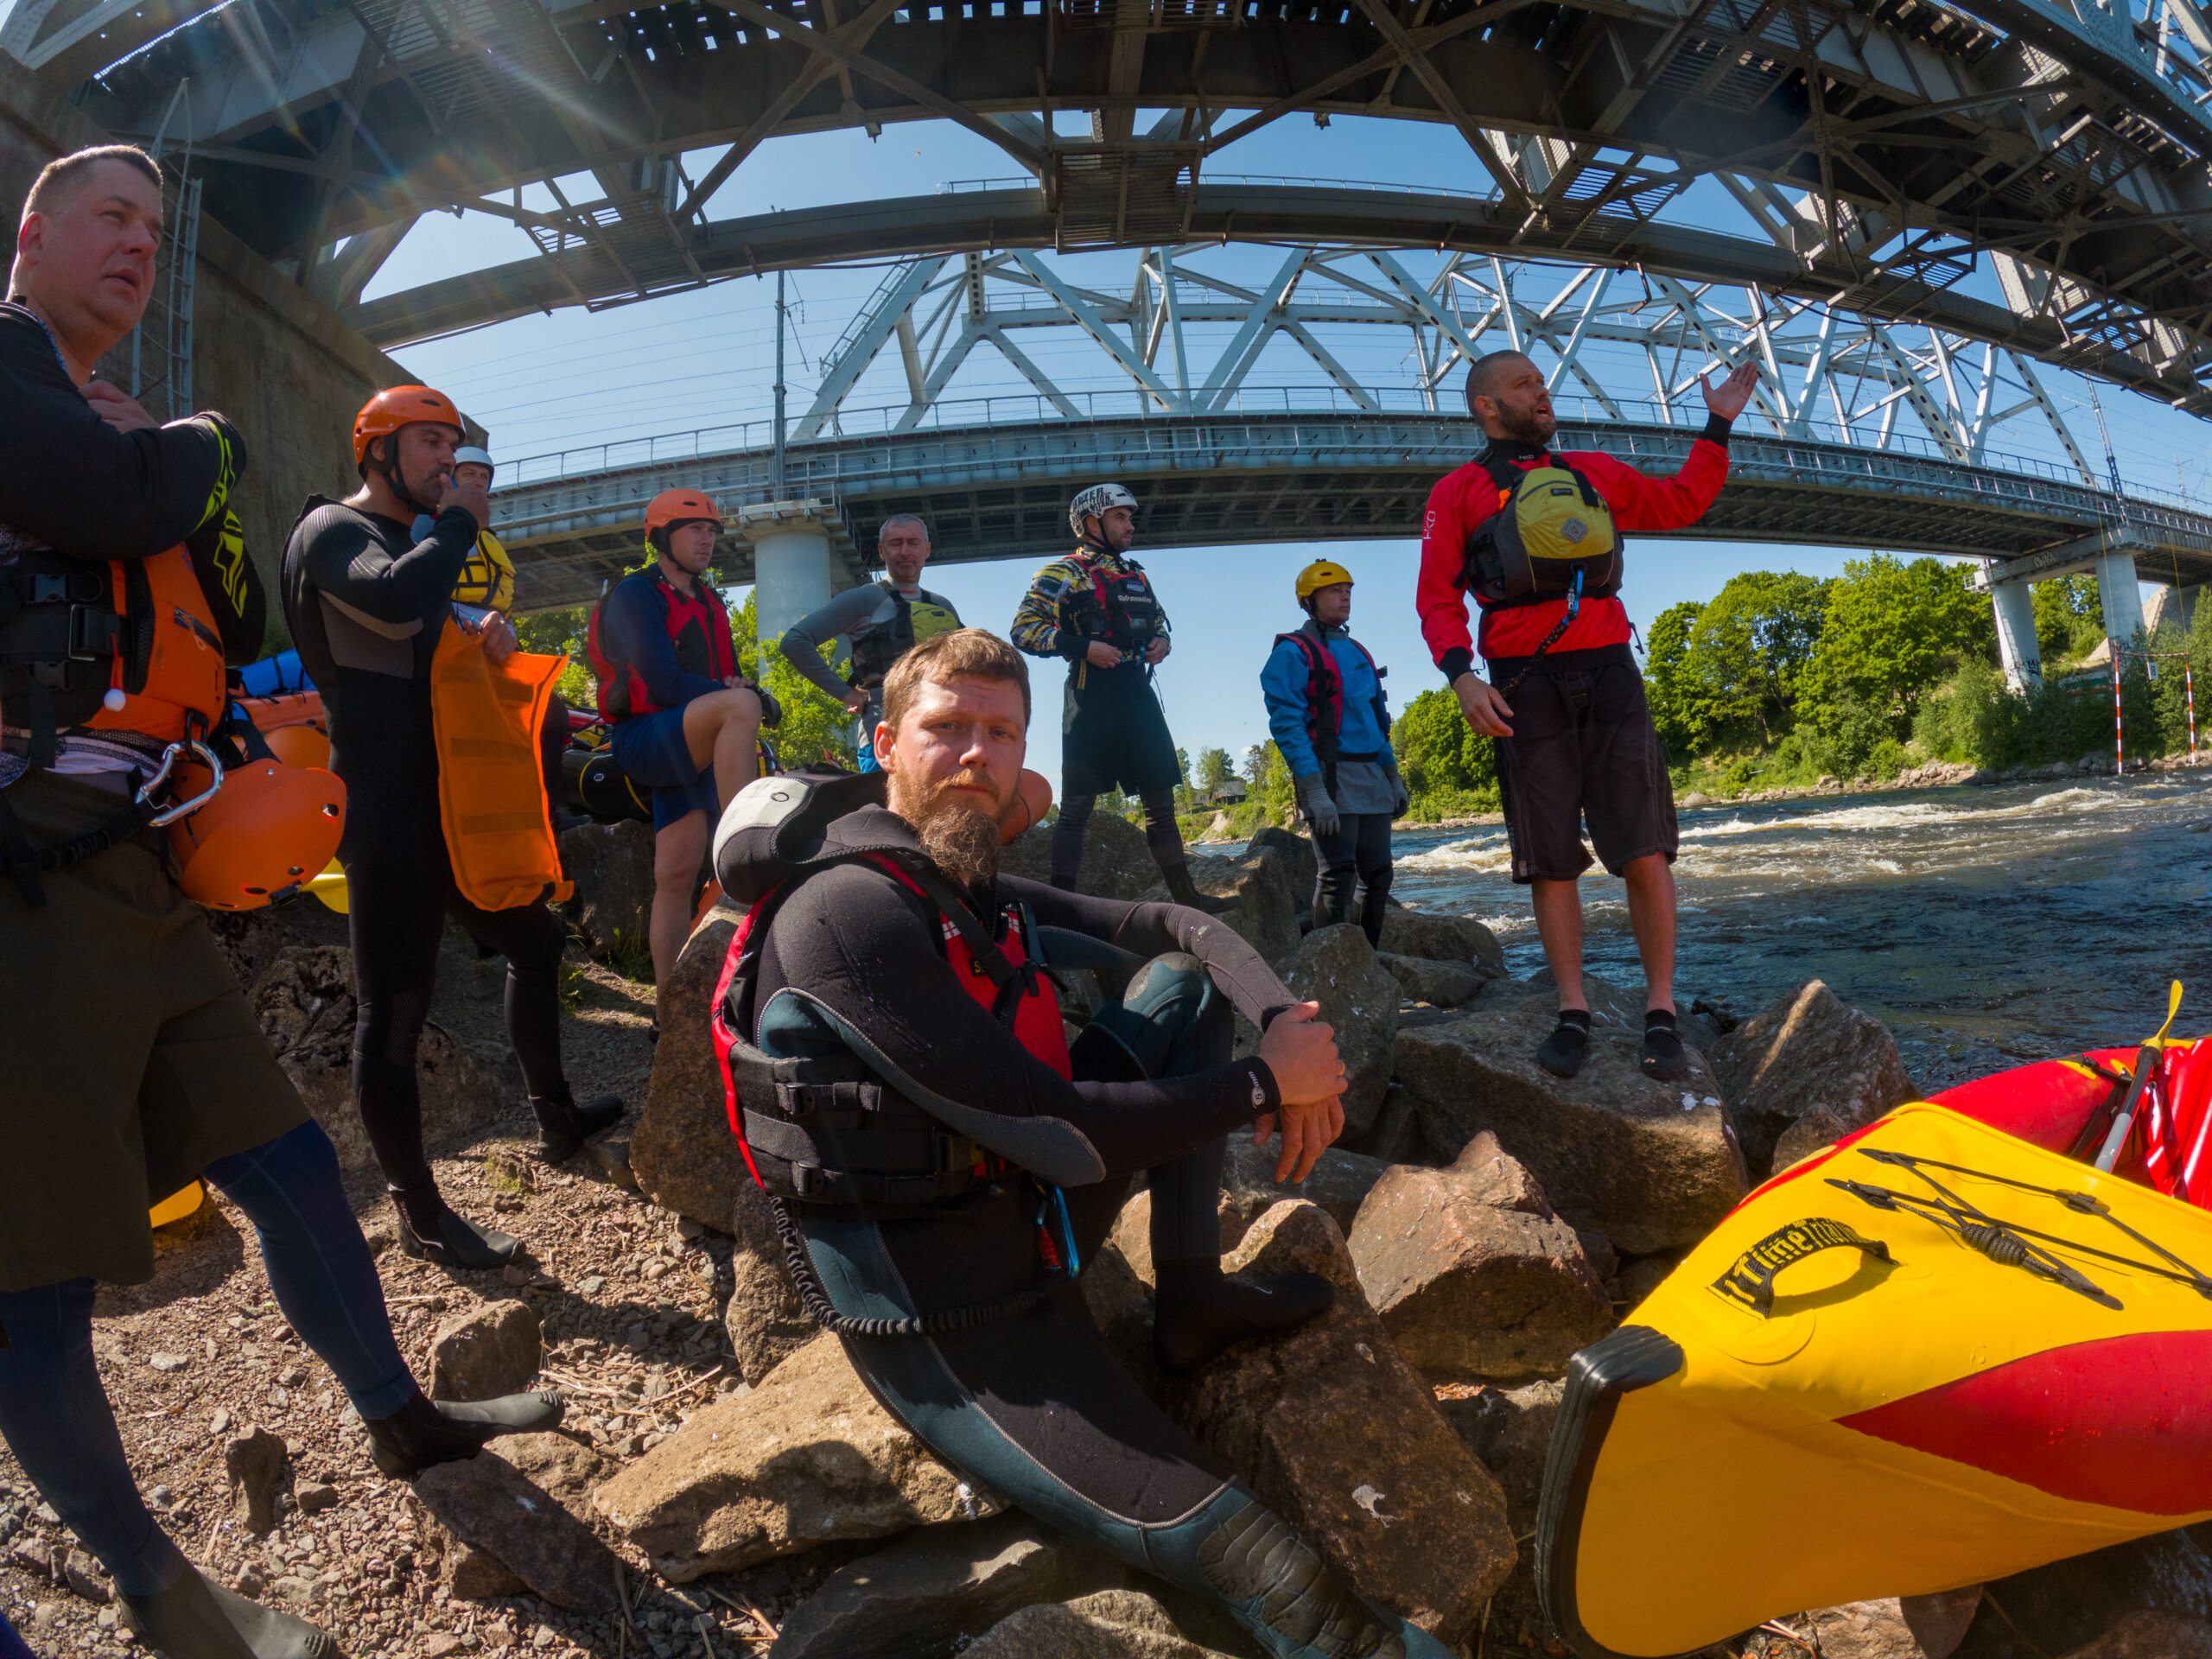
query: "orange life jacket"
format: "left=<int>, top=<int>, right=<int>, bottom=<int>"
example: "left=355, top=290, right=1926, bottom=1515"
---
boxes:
left=429, top=617, right=573, bottom=911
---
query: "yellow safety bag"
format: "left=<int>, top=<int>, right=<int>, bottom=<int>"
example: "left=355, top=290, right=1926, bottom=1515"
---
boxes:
left=430, top=617, right=572, bottom=912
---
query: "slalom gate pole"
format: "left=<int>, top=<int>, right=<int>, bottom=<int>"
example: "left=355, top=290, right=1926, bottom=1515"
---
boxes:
left=2114, top=655, right=2126, bottom=776
left=2190, top=662, right=2199, bottom=758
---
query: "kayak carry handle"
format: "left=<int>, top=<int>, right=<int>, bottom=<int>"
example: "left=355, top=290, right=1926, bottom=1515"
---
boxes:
left=1708, top=1217, right=1892, bottom=1318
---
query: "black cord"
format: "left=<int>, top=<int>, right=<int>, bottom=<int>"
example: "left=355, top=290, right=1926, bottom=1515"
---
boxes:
left=768, top=1195, right=1055, bottom=1339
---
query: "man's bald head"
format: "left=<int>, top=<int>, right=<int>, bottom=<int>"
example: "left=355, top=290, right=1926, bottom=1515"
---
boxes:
left=1464, top=350, right=1556, bottom=445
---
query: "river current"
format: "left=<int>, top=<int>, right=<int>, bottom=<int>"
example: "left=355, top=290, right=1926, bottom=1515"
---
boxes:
left=1352, top=771, right=2212, bottom=1094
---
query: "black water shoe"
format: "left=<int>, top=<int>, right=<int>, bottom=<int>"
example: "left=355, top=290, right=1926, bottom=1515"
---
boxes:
left=361, top=1389, right=566, bottom=1479
left=530, top=1090, right=626, bottom=1163
left=1642, top=1009, right=1689, bottom=1081
left=1537, top=1009, right=1592, bottom=1077
left=123, top=1567, right=336, bottom=1658
left=389, top=1191, right=520, bottom=1271
left=1153, top=1260, right=1335, bottom=1375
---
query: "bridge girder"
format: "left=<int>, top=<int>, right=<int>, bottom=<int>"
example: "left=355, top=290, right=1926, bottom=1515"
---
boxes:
left=16, top=0, right=2212, bottom=411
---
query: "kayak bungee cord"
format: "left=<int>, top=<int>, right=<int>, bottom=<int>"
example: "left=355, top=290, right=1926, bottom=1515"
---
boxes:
left=1827, top=1174, right=2118, bottom=1306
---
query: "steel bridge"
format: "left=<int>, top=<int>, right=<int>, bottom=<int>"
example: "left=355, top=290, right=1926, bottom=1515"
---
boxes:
left=9, top=0, right=2212, bottom=419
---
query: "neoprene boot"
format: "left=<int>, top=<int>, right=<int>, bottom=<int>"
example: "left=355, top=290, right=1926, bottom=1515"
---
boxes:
left=1153, top=1258, right=1334, bottom=1375
left=360, top=1388, right=566, bottom=1479
left=121, top=1566, right=334, bottom=1659
left=389, top=1189, right=519, bottom=1271
left=529, top=1087, right=625, bottom=1163
left=1160, top=861, right=1236, bottom=916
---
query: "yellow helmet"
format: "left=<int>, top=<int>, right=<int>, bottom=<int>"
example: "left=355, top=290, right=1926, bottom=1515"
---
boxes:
left=1295, top=559, right=1354, bottom=603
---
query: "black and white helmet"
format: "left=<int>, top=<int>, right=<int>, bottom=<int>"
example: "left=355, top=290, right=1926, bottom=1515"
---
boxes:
left=1069, top=482, right=1138, bottom=537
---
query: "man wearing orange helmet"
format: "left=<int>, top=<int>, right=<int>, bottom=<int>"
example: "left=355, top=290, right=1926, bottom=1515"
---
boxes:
left=594, top=487, right=765, bottom=1009
left=282, top=385, right=623, bottom=1270
left=3, top=144, right=561, bottom=1659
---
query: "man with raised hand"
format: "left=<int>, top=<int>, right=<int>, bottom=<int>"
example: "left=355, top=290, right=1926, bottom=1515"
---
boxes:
left=1418, top=350, right=1757, bottom=1082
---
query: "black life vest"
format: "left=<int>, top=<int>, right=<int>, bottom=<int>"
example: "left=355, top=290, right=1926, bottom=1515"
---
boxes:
left=709, top=772, right=1077, bottom=1211
left=846, top=583, right=962, bottom=690
left=1065, top=550, right=1163, bottom=656
left=1461, top=450, right=1624, bottom=611
left=587, top=567, right=736, bottom=722
left=1273, top=622, right=1389, bottom=791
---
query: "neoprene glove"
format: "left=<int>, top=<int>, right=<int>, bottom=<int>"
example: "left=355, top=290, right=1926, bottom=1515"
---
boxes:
left=1294, top=772, right=1339, bottom=839
left=1385, top=763, right=1410, bottom=819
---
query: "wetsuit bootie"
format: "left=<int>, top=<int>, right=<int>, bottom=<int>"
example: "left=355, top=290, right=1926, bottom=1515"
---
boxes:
left=122, top=1565, right=335, bottom=1659
left=389, top=1190, right=520, bottom=1271
left=529, top=1088, right=625, bottom=1163
left=1161, top=861, right=1236, bottom=915
left=360, top=1388, right=566, bottom=1479
left=1641, top=1008, right=1688, bottom=1080
left=1536, top=1008, right=1592, bottom=1078
left=1153, top=1259, right=1335, bottom=1375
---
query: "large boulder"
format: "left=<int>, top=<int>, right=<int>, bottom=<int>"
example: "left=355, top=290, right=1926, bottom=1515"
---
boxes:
left=412, top=1452, right=620, bottom=1612
left=1378, top=953, right=1485, bottom=1008
left=1708, top=981, right=1918, bottom=1177
left=251, top=947, right=507, bottom=1172
left=961, top=1589, right=1243, bottom=1659
left=1392, top=990, right=1747, bottom=1254
left=768, top=1513, right=1125, bottom=1659
left=1796, top=1591, right=1982, bottom=1659
left=1276, top=925, right=1399, bottom=1136
left=1220, top=1135, right=1388, bottom=1249
left=1247, top=825, right=1317, bottom=906
left=629, top=898, right=755, bottom=1232
left=1142, top=848, right=1300, bottom=965
left=1162, top=1201, right=1517, bottom=1644
left=1376, top=906, right=1506, bottom=977
left=1437, top=1377, right=1561, bottom=1517
left=1002, top=810, right=1158, bottom=900
left=1347, top=1137, right=1613, bottom=1382
left=592, top=1332, right=1003, bottom=1581
left=557, top=819, right=656, bottom=960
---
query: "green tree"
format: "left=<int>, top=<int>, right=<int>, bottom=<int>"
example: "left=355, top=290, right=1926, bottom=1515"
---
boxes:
left=2034, top=575, right=2104, bottom=668
left=1642, top=600, right=1705, bottom=755
left=1390, top=687, right=1498, bottom=817
left=514, top=603, right=595, bottom=707
left=1798, top=555, right=1993, bottom=751
left=730, top=590, right=858, bottom=772
left=1195, top=747, right=1232, bottom=796
left=1241, top=742, right=1295, bottom=822
left=1677, top=572, right=1828, bottom=747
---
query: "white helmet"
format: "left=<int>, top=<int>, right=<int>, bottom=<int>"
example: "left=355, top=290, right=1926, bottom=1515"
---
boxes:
left=1069, top=482, right=1137, bottom=538
left=454, top=445, right=495, bottom=475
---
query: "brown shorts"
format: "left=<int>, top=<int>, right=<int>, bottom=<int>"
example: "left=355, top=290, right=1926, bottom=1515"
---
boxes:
left=1489, top=645, right=1678, bottom=884
left=0, top=770, right=308, bottom=1291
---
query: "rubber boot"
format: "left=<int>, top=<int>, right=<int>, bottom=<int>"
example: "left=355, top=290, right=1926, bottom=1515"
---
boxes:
left=121, top=1566, right=335, bottom=1659
left=1153, top=1258, right=1334, bottom=1375
left=388, top=1190, right=519, bottom=1270
left=529, top=1088, right=625, bottom=1163
left=360, top=1389, right=566, bottom=1479
left=1194, top=1497, right=1456, bottom=1659
left=1160, top=861, right=1236, bottom=915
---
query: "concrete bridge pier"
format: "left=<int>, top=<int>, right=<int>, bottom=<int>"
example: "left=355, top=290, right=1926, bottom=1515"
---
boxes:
left=2094, top=543, right=2150, bottom=653
left=1990, top=574, right=2042, bottom=690
left=741, top=501, right=838, bottom=649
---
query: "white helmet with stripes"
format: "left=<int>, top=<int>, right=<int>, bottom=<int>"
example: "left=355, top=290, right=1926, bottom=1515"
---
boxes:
left=1069, top=481, right=1138, bottom=538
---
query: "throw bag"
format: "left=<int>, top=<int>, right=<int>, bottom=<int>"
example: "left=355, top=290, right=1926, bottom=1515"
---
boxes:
left=1465, top=461, right=1623, bottom=607
left=431, top=621, right=573, bottom=910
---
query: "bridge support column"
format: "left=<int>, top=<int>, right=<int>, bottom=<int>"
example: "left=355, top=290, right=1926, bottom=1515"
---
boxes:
left=744, top=504, right=836, bottom=650
left=2094, top=545, right=2147, bottom=655
left=1990, top=577, right=2042, bottom=690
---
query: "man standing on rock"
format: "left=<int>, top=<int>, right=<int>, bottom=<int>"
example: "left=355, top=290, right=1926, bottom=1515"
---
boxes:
left=776, top=512, right=961, bottom=772
left=1419, top=350, right=1757, bottom=1081
left=1012, top=482, right=1228, bottom=911
left=712, top=628, right=1454, bottom=1658
left=1, top=143, right=562, bottom=1659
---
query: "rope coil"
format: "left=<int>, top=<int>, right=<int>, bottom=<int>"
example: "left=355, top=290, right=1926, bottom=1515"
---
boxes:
left=767, top=1194, right=1054, bottom=1339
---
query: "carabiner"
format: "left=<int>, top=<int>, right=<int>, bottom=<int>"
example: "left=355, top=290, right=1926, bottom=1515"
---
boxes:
left=142, top=738, right=224, bottom=828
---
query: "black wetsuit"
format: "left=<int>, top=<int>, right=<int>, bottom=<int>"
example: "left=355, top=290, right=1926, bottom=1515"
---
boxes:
left=751, top=806, right=1450, bottom=1659
left=279, top=499, right=569, bottom=1199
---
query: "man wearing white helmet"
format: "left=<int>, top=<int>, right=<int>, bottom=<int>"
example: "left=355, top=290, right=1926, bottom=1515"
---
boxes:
left=1011, top=483, right=1228, bottom=912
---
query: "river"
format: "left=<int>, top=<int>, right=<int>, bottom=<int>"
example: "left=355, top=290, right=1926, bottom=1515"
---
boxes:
left=1363, top=771, right=2212, bottom=1093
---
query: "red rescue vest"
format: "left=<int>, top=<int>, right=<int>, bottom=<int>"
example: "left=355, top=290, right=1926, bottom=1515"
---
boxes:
left=587, top=568, right=737, bottom=722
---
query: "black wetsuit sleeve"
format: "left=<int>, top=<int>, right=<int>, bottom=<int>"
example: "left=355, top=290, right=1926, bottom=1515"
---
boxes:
left=766, top=862, right=1280, bottom=1179
left=185, top=507, right=267, bottom=664
left=300, top=505, right=477, bottom=624
left=1004, top=875, right=1297, bottom=1028
left=0, top=303, right=237, bottom=560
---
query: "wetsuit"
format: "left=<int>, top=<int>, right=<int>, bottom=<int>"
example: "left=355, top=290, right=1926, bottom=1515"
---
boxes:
left=778, top=579, right=962, bottom=771
left=280, top=499, right=578, bottom=1211
left=751, top=806, right=1451, bottom=1659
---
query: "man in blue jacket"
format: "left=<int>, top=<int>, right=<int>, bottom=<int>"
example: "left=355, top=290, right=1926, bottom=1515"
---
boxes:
left=1262, top=560, right=1406, bottom=946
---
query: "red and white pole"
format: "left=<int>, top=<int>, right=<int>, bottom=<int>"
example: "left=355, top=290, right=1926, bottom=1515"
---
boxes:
left=2114, top=654, right=2126, bottom=776
left=2189, top=661, right=2199, bottom=759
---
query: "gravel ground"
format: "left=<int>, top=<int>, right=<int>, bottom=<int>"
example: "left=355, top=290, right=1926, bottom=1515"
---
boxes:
left=0, top=906, right=850, bottom=1659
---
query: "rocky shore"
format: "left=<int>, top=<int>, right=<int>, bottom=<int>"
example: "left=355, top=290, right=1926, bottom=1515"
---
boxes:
left=3, top=814, right=2206, bottom=1658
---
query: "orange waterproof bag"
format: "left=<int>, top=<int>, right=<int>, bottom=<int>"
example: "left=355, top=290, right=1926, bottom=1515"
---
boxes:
left=430, top=620, right=572, bottom=911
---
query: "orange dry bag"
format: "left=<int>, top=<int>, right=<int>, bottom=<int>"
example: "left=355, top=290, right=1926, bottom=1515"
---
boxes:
left=430, top=617, right=573, bottom=911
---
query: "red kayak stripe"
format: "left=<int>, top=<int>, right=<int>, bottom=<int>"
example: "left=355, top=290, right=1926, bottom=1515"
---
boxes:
left=1838, top=1332, right=2212, bottom=1515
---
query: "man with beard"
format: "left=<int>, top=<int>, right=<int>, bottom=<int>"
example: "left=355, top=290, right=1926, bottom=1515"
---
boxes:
left=1419, top=349, right=1756, bottom=1083
left=712, top=627, right=1457, bottom=1659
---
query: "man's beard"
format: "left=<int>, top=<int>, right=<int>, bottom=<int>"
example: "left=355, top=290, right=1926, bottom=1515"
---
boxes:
left=893, top=773, right=1005, bottom=888
left=1496, top=404, right=1555, bottom=447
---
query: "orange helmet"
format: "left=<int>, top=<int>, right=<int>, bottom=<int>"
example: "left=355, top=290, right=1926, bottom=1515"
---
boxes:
left=168, top=760, right=347, bottom=911
left=264, top=722, right=332, bottom=772
left=353, top=385, right=467, bottom=468
left=646, top=488, right=719, bottom=538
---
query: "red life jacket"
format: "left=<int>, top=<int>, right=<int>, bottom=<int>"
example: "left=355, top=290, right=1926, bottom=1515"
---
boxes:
left=1064, top=550, right=1164, bottom=656
left=710, top=851, right=1070, bottom=1208
left=586, top=567, right=736, bottom=722
left=1272, top=624, right=1388, bottom=764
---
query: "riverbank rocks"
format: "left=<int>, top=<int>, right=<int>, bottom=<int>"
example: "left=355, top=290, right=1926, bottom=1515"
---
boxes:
left=1794, top=1590, right=1982, bottom=1659
left=961, top=1589, right=1243, bottom=1659
left=1278, top=925, right=1399, bottom=1135
left=1142, top=848, right=1300, bottom=965
left=412, top=1452, right=619, bottom=1612
left=1220, top=1136, right=1388, bottom=1247
left=1248, top=825, right=1317, bottom=902
left=1709, top=980, right=1917, bottom=1178
left=768, top=1513, right=1127, bottom=1659
left=1002, top=810, right=1157, bottom=900
left=1162, top=1201, right=1516, bottom=1644
left=556, top=819, right=655, bottom=959
left=1376, top=906, right=1507, bottom=976
left=1347, top=1137, right=1613, bottom=1382
left=223, top=1427, right=290, bottom=1535
left=591, top=1332, right=1002, bottom=1581
left=1378, top=953, right=1485, bottom=1008
left=251, top=947, right=506, bottom=1173
left=428, top=1301, right=542, bottom=1402
left=1393, top=987, right=1748, bottom=1254
left=2061, top=1611, right=2212, bottom=1658
left=629, top=897, right=750, bottom=1231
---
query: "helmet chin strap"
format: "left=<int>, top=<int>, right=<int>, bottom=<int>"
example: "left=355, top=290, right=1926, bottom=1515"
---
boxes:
left=374, top=444, right=441, bottom=520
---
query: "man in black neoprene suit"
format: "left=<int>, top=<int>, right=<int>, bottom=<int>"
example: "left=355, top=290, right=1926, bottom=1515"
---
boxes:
left=717, top=627, right=1453, bottom=1659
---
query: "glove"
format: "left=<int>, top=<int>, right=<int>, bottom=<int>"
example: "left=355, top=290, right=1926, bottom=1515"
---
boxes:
left=754, top=683, right=783, bottom=728
left=1385, top=764, right=1410, bottom=819
left=1294, top=772, right=1340, bottom=840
